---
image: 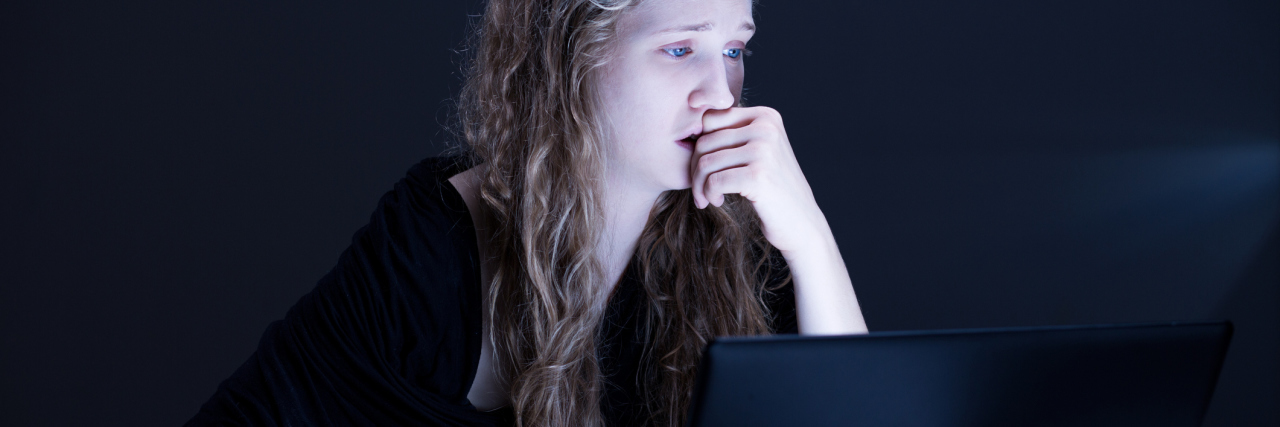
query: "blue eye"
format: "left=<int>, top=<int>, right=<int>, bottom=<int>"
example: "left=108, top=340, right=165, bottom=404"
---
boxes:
left=663, top=47, right=691, bottom=57
left=723, top=48, right=752, bottom=59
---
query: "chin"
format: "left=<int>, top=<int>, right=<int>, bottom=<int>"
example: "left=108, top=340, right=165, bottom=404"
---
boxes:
left=663, top=171, right=693, bottom=192
left=652, top=180, right=690, bottom=194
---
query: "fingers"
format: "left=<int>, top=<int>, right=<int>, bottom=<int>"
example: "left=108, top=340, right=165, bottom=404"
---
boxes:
left=690, top=141, right=758, bottom=208
left=701, top=166, right=755, bottom=208
left=691, top=124, right=751, bottom=162
left=689, top=125, right=752, bottom=208
left=691, top=106, right=788, bottom=209
left=702, top=106, right=780, bottom=134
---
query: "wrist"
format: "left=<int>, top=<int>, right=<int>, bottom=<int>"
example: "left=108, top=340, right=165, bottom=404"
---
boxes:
left=777, top=217, right=839, bottom=264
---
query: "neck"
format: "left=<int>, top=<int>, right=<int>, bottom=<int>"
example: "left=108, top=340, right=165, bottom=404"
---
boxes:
left=596, top=173, right=662, bottom=294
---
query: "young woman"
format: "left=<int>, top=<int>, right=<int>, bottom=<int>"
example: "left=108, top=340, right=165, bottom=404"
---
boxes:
left=189, top=0, right=866, bottom=425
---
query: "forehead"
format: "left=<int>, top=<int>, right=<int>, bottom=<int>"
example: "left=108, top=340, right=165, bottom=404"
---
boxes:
left=619, top=0, right=755, bottom=37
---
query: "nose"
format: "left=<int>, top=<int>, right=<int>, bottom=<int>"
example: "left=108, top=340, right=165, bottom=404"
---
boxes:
left=688, top=57, right=736, bottom=111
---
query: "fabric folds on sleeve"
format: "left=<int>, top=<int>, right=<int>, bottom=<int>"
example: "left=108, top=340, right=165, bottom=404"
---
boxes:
left=187, top=157, right=508, bottom=426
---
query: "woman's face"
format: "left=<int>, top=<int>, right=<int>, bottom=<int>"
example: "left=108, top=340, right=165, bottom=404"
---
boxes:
left=598, top=0, right=754, bottom=194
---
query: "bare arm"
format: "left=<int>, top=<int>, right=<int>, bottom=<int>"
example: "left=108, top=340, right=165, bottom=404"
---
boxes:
left=779, top=218, right=867, bottom=335
left=689, top=106, right=868, bottom=336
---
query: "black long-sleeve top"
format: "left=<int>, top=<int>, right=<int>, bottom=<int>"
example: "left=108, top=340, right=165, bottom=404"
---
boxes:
left=187, top=156, right=796, bottom=426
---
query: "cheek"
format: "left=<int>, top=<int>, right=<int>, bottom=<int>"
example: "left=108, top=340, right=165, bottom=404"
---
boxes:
left=597, top=68, right=646, bottom=128
left=612, top=68, right=682, bottom=127
left=597, top=71, right=660, bottom=154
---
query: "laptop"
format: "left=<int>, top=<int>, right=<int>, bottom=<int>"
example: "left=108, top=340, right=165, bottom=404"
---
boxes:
left=687, top=321, right=1232, bottom=427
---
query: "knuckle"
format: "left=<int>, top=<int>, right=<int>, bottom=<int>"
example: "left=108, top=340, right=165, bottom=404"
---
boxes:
left=696, top=152, right=717, bottom=170
left=757, top=122, right=781, bottom=140
left=708, top=171, right=726, bottom=189
left=757, top=106, right=781, bottom=120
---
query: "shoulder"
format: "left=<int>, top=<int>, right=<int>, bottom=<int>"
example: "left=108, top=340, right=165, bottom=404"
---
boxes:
left=314, top=154, right=483, bottom=312
left=361, top=155, right=479, bottom=256
left=303, top=154, right=483, bottom=305
left=326, top=154, right=490, bottom=396
left=188, top=155, right=498, bottom=425
left=446, top=162, right=485, bottom=226
left=389, top=155, right=477, bottom=222
left=358, top=155, right=482, bottom=291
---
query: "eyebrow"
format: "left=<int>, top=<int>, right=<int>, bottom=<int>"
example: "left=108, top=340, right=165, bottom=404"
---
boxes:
left=653, top=21, right=756, bottom=36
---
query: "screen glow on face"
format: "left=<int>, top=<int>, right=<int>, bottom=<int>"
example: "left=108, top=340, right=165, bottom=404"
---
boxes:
left=596, top=0, right=755, bottom=194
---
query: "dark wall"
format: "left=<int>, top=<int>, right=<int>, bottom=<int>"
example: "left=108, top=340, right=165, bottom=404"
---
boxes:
left=2, top=0, right=1276, bottom=425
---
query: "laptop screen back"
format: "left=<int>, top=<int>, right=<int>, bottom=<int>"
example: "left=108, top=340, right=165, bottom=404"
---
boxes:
left=687, top=321, right=1232, bottom=427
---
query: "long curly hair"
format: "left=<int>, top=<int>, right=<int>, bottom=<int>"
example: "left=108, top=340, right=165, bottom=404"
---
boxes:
left=453, top=0, right=787, bottom=425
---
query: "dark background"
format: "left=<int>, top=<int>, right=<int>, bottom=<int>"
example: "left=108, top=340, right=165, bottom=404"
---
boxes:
left=2, top=0, right=1276, bottom=425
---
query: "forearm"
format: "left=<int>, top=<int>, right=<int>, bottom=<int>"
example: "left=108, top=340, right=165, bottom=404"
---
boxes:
left=780, top=222, right=868, bottom=336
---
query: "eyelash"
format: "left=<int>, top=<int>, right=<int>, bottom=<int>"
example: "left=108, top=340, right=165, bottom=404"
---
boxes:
left=662, top=46, right=753, bottom=60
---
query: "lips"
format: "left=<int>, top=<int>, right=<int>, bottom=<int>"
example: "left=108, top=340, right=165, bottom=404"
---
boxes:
left=677, top=123, right=704, bottom=143
left=676, top=122, right=703, bottom=150
left=676, top=132, right=701, bottom=150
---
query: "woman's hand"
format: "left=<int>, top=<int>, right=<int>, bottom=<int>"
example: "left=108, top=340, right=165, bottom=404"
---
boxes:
left=689, top=106, right=869, bottom=335
left=689, top=106, right=826, bottom=255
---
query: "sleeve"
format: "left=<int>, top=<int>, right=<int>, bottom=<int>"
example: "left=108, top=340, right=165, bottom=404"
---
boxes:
left=186, top=158, right=502, bottom=426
